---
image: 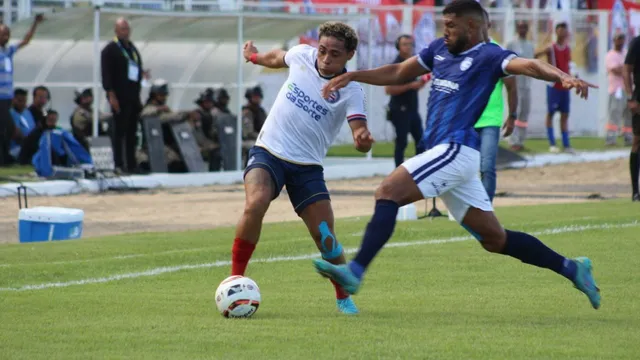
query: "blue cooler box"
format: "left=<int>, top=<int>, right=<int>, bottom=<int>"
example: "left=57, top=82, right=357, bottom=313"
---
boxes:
left=18, top=207, right=84, bottom=243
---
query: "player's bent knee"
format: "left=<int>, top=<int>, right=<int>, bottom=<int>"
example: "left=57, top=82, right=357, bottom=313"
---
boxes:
left=243, top=193, right=271, bottom=219
left=479, top=228, right=507, bottom=253
left=375, top=179, right=401, bottom=201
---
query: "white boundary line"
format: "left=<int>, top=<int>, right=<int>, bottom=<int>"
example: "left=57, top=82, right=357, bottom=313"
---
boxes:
left=0, top=221, right=637, bottom=292
left=0, top=217, right=600, bottom=268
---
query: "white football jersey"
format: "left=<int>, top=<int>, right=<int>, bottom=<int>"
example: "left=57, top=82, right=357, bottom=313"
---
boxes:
left=255, top=44, right=367, bottom=165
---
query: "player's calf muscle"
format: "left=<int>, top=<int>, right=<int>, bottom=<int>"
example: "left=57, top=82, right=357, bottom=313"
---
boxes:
left=462, top=208, right=506, bottom=253
left=237, top=168, right=273, bottom=242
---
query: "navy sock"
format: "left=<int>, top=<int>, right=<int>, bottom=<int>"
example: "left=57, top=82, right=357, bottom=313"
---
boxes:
left=546, top=127, right=556, bottom=146
left=502, top=229, right=576, bottom=281
left=561, top=131, right=571, bottom=148
left=351, top=199, right=399, bottom=279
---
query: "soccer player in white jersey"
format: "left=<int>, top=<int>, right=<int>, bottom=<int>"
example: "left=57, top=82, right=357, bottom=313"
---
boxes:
left=229, top=22, right=374, bottom=315
left=313, top=0, right=602, bottom=311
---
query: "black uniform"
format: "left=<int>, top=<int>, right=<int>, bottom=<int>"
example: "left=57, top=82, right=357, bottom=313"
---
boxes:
left=388, top=55, right=424, bottom=167
left=101, top=38, right=143, bottom=172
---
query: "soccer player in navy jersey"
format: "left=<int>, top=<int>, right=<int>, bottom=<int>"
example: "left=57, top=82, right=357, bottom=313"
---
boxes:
left=312, top=0, right=601, bottom=310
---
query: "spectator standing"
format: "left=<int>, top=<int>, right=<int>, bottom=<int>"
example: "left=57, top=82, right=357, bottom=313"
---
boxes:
left=0, top=14, right=44, bottom=165
left=101, top=17, right=144, bottom=173
left=506, top=21, right=534, bottom=152
left=385, top=34, right=427, bottom=167
left=605, top=33, right=632, bottom=146
left=535, top=22, right=575, bottom=154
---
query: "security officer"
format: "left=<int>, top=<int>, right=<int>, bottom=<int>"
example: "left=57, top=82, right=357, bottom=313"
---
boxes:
left=138, top=79, right=194, bottom=172
left=385, top=34, right=428, bottom=167
left=242, top=85, right=267, bottom=142
left=70, top=87, right=109, bottom=151
left=213, top=87, right=232, bottom=116
left=194, top=88, right=222, bottom=171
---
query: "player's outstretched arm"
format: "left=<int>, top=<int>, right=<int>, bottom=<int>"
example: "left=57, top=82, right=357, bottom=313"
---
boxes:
left=505, top=57, right=596, bottom=99
left=322, top=56, right=428, bottom=99
left=243, top=41, right=288, bottom=69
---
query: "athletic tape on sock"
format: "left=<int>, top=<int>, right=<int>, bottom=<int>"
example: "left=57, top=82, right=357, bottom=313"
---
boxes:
left=319, top=221, right=343, bottom=260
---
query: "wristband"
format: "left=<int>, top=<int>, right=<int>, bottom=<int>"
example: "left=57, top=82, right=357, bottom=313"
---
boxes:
left=509, top=112, right=517, bottom=119
left=249, top=53, right=258, bottom=64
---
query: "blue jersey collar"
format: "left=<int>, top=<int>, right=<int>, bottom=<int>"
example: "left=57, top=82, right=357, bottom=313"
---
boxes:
left=459, top=42, right=485, bottom=55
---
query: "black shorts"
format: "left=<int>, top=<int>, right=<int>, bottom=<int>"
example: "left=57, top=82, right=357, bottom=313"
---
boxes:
left=244, top=146, right=330, bottom=215
left=633, top=114, right=640, bottom=136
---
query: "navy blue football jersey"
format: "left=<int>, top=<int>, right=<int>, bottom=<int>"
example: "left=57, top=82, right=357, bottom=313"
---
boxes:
left=417, top=38, right=517, bottom=150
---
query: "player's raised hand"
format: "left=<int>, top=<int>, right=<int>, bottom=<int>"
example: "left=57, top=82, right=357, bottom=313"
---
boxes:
left=322, top=73, right=354, bottom=99
left=561, top=76, right=597, bottom=99
left=243, top=41, right=258, bottom=62
left=353, top=126, right=375, bottom=153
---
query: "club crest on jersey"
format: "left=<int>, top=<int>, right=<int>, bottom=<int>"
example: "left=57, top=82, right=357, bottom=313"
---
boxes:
left=326, top=90, right=340, bottom=104
left=460, top=57, right=473, bottom=71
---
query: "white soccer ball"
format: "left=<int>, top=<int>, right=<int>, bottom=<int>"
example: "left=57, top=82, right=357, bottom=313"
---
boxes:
left=215, top=275, right=261, bottom=318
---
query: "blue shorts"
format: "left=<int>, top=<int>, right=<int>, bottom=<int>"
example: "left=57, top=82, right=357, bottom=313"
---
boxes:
left=547, top=86, right=570, bottom=115
left=244, top=146, right=330, bottom=215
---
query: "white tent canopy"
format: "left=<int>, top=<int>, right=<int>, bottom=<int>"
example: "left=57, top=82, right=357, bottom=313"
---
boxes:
left=10, top=6, right=374, bottom=170
left=10, top=7, right=366, bottom=42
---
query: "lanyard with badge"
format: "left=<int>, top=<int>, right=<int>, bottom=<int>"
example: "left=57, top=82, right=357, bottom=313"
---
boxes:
left=115, top=37, right=139, bottom=82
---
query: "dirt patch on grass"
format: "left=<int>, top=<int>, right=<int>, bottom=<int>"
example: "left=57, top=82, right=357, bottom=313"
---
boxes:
left=0, top=159, right=628, bottom=243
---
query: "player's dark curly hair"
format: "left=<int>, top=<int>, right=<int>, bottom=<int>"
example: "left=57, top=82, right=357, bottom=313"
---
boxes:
left=443, top=0, right=485, bottom=20
left=318, top=21, right=358, bottom=52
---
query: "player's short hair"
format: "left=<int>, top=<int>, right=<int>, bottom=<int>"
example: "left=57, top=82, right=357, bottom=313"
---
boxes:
left=318, top=21, right=358, bottom=52
left=443, top=0, right=485, bottom=20
left=556, top=22, right=568, bottom=30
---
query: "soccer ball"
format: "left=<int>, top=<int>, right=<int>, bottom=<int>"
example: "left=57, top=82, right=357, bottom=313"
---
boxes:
left=215, top=275, right=261, bottom=318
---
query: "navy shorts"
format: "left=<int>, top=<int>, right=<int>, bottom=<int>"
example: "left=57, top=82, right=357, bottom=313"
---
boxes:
left=547, top=86, right=570, bottom=115
left=244, top=146, right=330, bottom=215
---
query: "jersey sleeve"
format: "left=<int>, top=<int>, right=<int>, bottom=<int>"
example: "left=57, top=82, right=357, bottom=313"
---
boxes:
left=492, top=46, right=518, bottom=79
left=9, top=44, right=18, bottom=57
left=417, top=38, right=441, bottom=71
left=345, top=86, right=367, bottom=122
left=284, top=44, right=312, bottom=67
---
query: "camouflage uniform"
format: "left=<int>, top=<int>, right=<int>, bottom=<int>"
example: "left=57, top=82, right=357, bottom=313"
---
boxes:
left=70, top=106, right=93, bottom=151
left=241, top=104, right=267, bottom=154
left=190, top=108, right=220, bottom=170
left=70, top=106, right=109, bottom=151
left=137, top=103, right=185, bottom=168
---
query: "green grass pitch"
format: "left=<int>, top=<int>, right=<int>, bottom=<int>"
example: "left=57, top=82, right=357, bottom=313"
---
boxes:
left=1, top=200, right=639, bottom=359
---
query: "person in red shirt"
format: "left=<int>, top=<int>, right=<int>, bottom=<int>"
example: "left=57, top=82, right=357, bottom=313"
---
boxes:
left=535, top=22, right=574, bottom=153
